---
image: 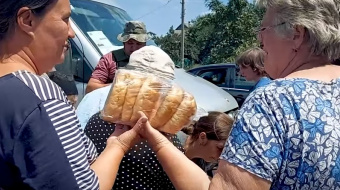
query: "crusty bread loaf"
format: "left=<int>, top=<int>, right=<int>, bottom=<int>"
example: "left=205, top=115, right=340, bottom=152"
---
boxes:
left=150, top=86, right=184, bottom=129
left=121, top=77, right=146, bottom=122
left=101, top=72, right=131, bottom=122
left=160, top=92, right=197, bottom=134
left=130, top=76, right=163, bottom=123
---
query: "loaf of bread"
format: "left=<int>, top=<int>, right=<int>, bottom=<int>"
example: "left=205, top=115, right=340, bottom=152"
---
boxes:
left=121, top=76, right=146, bottom=122
left=102, top=72, right=131, bottom=122
left=159, top=92, right=197, bottom=134
left=150, top=86, right=184, bottom=129
left=130, top=76, right=164, bottom=123
left=102, top=70, right=197, bottom=134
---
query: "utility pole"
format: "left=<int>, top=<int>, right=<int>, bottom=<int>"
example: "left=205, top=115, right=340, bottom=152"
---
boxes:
left=180, top=0, right=185, bottom=68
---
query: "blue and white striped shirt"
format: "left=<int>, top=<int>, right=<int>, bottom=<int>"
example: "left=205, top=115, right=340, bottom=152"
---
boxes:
left=0, top=70, right=99, bottom=189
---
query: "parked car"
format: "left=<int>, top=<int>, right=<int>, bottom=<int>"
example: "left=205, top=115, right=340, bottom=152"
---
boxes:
left=54, top=0, right=238, bottom=115
left=187, top=63, right=256, bottom=105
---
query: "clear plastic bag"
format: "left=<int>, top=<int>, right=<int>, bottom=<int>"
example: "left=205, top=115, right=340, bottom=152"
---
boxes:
left=101, top=69, right=197, bottom=134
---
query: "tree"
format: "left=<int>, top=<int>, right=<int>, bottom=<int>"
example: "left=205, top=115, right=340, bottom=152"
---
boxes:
left=152, top=26, right=181, bottom=64
left=153, top=0, right=264, bottom=68
left=204, top=0, right=264, bottom=63
left=152, top=26, right=199, bottom=68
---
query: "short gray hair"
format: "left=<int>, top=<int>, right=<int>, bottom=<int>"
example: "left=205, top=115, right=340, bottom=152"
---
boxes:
left=257, top=0, right=340, bottom=60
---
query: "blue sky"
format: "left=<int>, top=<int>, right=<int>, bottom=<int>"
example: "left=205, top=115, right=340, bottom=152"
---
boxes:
left=114, top=0, right=230, bottom=36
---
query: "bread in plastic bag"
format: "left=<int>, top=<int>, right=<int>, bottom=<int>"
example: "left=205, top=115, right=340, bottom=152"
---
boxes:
left=130, top=75, right=165, bottom=122
left=120, top=75, right=146, bottom=122
left=101, top=69, right=197, bottom=134
left=150, top=85, right=184, bottom=128
left=102, top=69, right=169, bottom=124
left=159, top=91, right=197, bottom=133
left=101, top=71, right=131, bottom=122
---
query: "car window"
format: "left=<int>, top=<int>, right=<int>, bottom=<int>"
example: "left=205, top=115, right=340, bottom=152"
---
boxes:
left=197, top=69, right=227, bottom=85
left=70, top=0, right=156, bottom=55
left=70, top=0, right=130, bottom=47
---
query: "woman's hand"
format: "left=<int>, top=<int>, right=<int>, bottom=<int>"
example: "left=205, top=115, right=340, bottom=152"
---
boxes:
left=133, top=112, right=172, bottom=153
left=106, top=113, right=146, bottom=154
left=106, top=111, right=172, bottom=154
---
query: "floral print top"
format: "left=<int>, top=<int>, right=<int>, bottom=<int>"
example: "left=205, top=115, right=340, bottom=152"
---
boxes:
left=221, top=78, right=340, bottom=189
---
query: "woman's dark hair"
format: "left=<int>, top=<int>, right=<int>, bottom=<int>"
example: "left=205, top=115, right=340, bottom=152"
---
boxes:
left=332, top=59, right=340, bottom=66
left=0, top=0, right=56, bottom=41
left=182, top=112, right=234, bottom=143
left=236, top=47, right=268, bottom=76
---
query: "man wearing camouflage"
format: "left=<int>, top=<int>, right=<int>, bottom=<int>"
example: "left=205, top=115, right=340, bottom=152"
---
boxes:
left=86, top=21, right=149, bottom=93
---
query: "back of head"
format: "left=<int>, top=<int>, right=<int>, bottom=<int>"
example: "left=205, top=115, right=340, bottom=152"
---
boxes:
left=125, top=46, right=175, bottom=80
left=256, top=0, right=340, bottom=61
left=236, top=47, right=267, bottom=76
left=182, top=111, right=234, bottom=142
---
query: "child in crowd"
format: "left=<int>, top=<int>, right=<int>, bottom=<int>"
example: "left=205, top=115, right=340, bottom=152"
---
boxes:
left=236, top=47, right=272, bottom=92
left=181, top=111, right=234, bottom=177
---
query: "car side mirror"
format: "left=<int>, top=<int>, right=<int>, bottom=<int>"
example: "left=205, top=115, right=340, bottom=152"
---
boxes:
left=72, top=55, right=84, bottom=79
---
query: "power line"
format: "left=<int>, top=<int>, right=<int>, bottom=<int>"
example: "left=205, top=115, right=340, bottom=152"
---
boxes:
left=136, top=0, right=173, bottom=20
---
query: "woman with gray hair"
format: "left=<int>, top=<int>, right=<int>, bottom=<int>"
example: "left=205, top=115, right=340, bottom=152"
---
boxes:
left=119, top=0, right=340, bottom=189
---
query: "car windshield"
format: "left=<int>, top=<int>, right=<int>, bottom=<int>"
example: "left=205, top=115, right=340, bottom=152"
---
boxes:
left=70, top=0, right=156, bottom=55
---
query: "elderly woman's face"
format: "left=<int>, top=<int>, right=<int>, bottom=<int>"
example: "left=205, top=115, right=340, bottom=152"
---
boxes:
left=30, top=0, right=75, bottom=74
left=258, top=9, right=295, bottom=79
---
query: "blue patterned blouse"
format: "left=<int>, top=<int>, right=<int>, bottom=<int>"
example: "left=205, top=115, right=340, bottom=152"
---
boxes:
left=221, top=78, right=340, bottom=189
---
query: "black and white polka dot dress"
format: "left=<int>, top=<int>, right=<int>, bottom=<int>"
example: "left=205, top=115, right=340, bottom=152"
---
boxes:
left=84, top=113, right=184, bottom=190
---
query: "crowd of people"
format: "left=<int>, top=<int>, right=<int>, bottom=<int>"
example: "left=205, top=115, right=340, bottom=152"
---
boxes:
left=1, top=0, right=340, bottom=189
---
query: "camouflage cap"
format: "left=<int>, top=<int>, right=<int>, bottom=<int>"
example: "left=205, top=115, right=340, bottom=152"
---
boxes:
left=117, top=21, right=150, bottom=43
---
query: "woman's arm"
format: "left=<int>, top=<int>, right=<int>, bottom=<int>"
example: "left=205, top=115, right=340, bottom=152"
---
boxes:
left=136, top=112, right=271, bottom=190
left=155, top=140, right=211, bottom=190
left=90, top=144, right=125, bottom=190
left=210, top=160, right=271, bottom=190
left=139, top=116, right=211, bottom=190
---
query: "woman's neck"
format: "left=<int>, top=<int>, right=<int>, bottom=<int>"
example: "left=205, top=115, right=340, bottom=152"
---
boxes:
left=253, top=75, right=262, bottom=83
left=0, top=52, right=38, bottom=77
left=278, top=48, right=329, bottom=79
left=286, top=64, right=340, bottom=82
left=184, top=143, right=201, bottom=160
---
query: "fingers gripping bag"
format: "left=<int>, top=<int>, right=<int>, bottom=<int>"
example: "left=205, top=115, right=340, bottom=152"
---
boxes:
left=101, top=46, right=197, bottom=134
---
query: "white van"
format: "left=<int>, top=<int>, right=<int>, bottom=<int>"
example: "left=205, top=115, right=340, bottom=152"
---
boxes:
left=55, top=0, right=238, bottom=114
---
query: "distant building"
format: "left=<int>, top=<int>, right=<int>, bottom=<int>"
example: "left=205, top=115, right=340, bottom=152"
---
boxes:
left=174, top=22, right=190, bottom=34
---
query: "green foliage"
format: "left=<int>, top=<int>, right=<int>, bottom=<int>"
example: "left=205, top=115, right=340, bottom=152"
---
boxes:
left=153, top=0, right=264, bottom=68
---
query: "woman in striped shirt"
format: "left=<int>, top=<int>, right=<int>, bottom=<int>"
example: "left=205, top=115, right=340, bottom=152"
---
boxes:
left=0, top=0, right=140, bottom=189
